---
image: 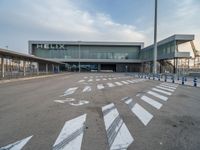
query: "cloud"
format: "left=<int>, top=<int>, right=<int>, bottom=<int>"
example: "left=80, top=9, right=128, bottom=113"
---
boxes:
left=0, top=0, right=146, bottom=53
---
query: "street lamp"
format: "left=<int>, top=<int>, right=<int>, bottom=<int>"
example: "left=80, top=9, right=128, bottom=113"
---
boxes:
left=153, top=0, right=158, bottom=74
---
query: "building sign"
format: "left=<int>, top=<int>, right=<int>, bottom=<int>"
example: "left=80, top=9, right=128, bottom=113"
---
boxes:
left=35, top=44, right=67, bottom=50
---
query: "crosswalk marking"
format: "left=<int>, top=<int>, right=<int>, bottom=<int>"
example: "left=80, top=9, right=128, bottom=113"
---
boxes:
left=82, top=86, right=92, bottom=92
left=53, top=114, right=87, bottom=150
left=159, top=84, right=177, bottom=89
left=103, top=78, right=107, bottom=81
left=121, top=81, right=129, bottom=84
left=132, top=103, right=153, bottom=126
left=62, top=87, right=78, bottom=96
left=102, top=103, right=134, bottom=150
left=96, top=79, right=100, bottom=81
left=78, top=80, right=85, bottom=83
left=88, top=79, right=93, bottom=82
left=152, top=88, right=172, bottom=96
left=156, top=86, right=174, bottom=92
left=107, top=83, right=115, bottom=87
left=147, top=91, right=168, bottom=101
left=115, top=82, right=123, bottom=86
left=126, top=80, right=134, bottom=83
left=97, top=84, right=104, bottom=90
left=0, top=136, right=33, bottom=150
left=123, top=99, right=153, bottom=126
left=141, top=95, right=162, bottom=110
left=161, top=83, right=178, bottom=87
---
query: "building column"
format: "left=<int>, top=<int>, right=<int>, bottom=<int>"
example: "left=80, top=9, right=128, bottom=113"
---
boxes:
left=36, top=62, right=39, bottom=75
left=52, top=64, right=54, bottom=73
left=98, top=64, right=101, bottom=72
left=23, top=60, right=26, bottom=76
left=1, top=56, right=5, bottom=78
left=46, top=63, right=48, bottom=74
left=57, top=65, right=60, bottom=73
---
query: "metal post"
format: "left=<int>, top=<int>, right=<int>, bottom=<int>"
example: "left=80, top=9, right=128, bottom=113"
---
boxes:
left=1, top=56, right=5, bottom=78
left=23, top=60, right=26, bottom=76
left=153, top=0, right=158, bottom=74
left=78, top=41, right=81, bottom=73
left=46, top=64, right=48, bottom=74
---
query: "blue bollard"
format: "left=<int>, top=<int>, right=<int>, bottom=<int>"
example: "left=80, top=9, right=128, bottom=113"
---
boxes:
left=194, top=77, right=197, bottom=87
left=182, top=77, right=184, bottom=85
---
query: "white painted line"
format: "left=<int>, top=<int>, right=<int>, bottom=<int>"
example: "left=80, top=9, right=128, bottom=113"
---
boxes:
left=107, top=83, right=115, bottom=87
left=141, top=95, right=162, bottom=110
left=61, top=87, right=78, bottom=96
left=96, top=79, right=100, bottom=81
left=78, top=80, right=85, bottom=83
left=0, top=136, right=33, bottom=150
left=53, top=114, right=87, bottom=150
left=103, top=78, right=107, bottom=81
left=69, top=100, right=89, bottom=106
left=147, top=91, right=168, bottom=101
left=121, top=81, right=129, bottom=84
left=54, top=98, right=75, bottom=103
left=82, top=86, right=92, bottom=92
left=89, top=76, right=93, bottom=78
left=88, top=79, right=93, bottom=82
left=126, top=80, right=134, bottom=83
left=161, top=83, right=178, bottom=87
left=97, top=84, right=104, bottom=90
left=159, top=84, right=176, bottom=89
left=156, top=86, right=174, bottom=92
left=108, top=78, right=112, bottom=80
left=152, top=88, right=172, bottom=96
left=115, top=82, right=123, bottom=86
left=132, top=103, right=153, bottom=126
left=102, top=103, right=134, bottom=150
left=113, top=78, right=117, bottom=80
left=84, top=77, right=88, bottom=79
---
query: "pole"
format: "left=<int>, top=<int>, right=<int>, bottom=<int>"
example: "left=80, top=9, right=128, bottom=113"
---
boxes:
left=153, top=0, right=158, bottom=74
left=78, top=41, right=81, bottom=73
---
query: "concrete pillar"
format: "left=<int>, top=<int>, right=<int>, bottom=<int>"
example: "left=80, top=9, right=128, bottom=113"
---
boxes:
left=23, top=60, right=26, bottom=76
left=98, top=64, right=101, bottom=72
left=1, top=56, right=5, bottom=78
left=36, top=62, right=39, bottom=75
left=46, top=63, right=48, bottom=74
left=52, top=64, right=54, bottom=73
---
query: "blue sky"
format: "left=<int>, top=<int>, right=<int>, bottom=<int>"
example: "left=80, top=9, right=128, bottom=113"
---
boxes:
left=0, top=0, right=200, bottom=53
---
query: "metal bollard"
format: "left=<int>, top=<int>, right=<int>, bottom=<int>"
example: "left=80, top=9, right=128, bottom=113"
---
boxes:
left=148, top=75, right=150, bottom=80
left=185, top=77, right=187, bottom=82
left=172, top=76, right=174, bottom=83
left=158, top=75, right=160, bottom=81
left=182, top=77, right=184, bottom=85
left=153, top=74, right=155, bottom=80
left=165, top=76, right=167, bottom=82
left=194, top=77, right=197, bottom=87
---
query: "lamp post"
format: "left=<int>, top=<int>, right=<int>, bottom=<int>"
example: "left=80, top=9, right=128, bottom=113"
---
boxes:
left=78, top=41, right=81, bottom=72
left=153, top=0, right=158, bottom=74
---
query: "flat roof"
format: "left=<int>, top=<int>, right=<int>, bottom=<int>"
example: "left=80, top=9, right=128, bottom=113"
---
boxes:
left=0, top=48, right=62, bottom=64
left=142, top=34, right=194, bottom=50
left=28, top=41, right=144, bottom=47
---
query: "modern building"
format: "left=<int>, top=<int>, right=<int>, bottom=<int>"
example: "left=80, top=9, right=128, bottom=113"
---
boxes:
left=28, top=34, right=196, bottom=73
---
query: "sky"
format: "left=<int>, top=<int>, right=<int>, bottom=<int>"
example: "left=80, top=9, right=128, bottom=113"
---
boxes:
left=0, top=0, right=200, bottom=54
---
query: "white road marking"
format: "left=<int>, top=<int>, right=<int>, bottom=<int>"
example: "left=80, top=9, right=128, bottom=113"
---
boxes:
left=121, top=81, right=129, bottom=84
left=88, top=79, right=93, bottom=82
left=126, top=80, right=134, bottom=83
left=102, top=103, right=134, bottom=150
left=82, top=86, right=92, bottom=92
left=103, top=78, right=107, bottom=81
left=53, top=114, right=87, bottom=150
left=132, top=103, right=153, bottom=126
left=0, top=136, right=33, bottom=150
left=159, top=84, right=176, bottom=89
left=96, top=79, right=100, bottom=81
left=84, top=77, right=88, bottom=79
left=152, top=88, right=172, bottom=96
left=108, top=78, right=112, bottom=80
left=54, top=98, right=75, bottom=103
left=61, top=87, right=78, bottom=97
left=113, top=78, right=117, bottom=80
left=97, top=84, right=104, bottom=90
left=69, top=100, right=89, bottom=106
left=161, top=83, right=178, bottom=87
left=141, top=95, right=162, bottom=109
left=78, top=80, right=85, bottom=83
left=115, top=82, right=123, bottom=86
left=107, top=83, right=115, bottom=87
left=147, top=91, right=168, bottom=101
left=156, top=86, right=174, bottom=92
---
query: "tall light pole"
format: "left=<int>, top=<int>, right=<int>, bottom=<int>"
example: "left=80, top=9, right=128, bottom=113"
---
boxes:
left=153, top=0, right=158, bottom=74
left=78, top=41, right=81, bottom=73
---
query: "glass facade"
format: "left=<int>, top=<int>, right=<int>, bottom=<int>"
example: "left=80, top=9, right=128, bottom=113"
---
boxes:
left=140, top=41, right=176, bottom=60
left=32, top=45, right=140, bottom=60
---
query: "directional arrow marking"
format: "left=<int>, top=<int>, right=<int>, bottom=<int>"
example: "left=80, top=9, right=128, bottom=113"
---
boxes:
left=0, top=135, right=33, bottom=150
left=53, top=114, right=87, bottom=150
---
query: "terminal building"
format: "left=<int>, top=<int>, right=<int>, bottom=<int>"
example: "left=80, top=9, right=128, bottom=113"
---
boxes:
left=28, top=34, right=196, bottom=73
